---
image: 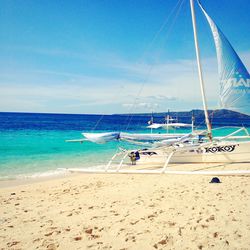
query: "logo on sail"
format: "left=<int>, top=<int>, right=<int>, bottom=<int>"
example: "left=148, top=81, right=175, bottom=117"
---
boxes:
left=204, top=145, right=236, bottom=153
left=223, top=78, right=250, bottom=88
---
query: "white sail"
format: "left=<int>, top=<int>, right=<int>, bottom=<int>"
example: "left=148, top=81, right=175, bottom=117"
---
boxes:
left=198, top=0, right=250, bottom=115
left=80, top=132, right=186, bottom=144
left=82, top=132, right=120, bottom=144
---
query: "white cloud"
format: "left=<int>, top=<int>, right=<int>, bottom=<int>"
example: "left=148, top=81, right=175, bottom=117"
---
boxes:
left=0, top=50, right=249, bottom=114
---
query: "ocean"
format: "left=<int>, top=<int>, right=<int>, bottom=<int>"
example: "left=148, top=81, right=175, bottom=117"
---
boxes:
left=0, top=112, right=249, bottom=180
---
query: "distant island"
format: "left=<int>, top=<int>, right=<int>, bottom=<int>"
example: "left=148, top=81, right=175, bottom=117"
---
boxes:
left=115, top=109, right=249, bottom=119
left=114, top=109, right=250, bottom=126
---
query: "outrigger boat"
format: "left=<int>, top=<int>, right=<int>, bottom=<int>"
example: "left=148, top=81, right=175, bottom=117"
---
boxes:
left=66, top=0, right=250, bottom=175
left=147, top=111, right=194, bottom=131
left=67, top=112, right=194, bottom=144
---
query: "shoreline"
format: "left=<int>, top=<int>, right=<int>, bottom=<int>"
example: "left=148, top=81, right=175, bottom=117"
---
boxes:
left=0, top=171, right=73, bottom=189
left=1, top=161, right=250, bottom=189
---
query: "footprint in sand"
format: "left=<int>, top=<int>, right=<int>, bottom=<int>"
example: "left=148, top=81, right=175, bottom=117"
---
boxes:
left=205, top=215, right=215, bottom=222
left=148, top=214, right=156, bottom=219
left=213, top=232, right=218, bottom=238
left=130, top=220, right=139, bottom=225
left=201, top=224, right=209, bottom=228
left=168, top=221, right=176, bottom=227
left=33, top=238, right=41, bottom=243
left=74, top=236, right=82, bottom=241
left=178, top=227, right=184, bottom=236
left=125, top=235, right=136, bottom=242
left=47, top=243, right=59, bottom=250
left=85, top=228, right=93, bottom=234
left=7, top=241, right=20, bottom=247
left=153, top=237, right=169, bottom=249
left=198, top=244, right=203, bottom=249
left=44, top=232, right=54, bottom=237
left=84, top=228, right=101, bottom=240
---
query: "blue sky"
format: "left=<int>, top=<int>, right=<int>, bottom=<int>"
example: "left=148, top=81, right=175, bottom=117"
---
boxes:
left=0, top=0, right=249, bottom=114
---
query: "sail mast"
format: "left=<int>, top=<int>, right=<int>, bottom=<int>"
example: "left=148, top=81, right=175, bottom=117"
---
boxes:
left=190, top=0, right=212, bottom=140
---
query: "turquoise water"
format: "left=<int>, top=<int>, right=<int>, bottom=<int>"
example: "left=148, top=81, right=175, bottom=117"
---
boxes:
left=0, top=112, right=249, bottom=180
left=0, top=112, right=152, bottom=179
left=0, top=129, right=121, bottom=179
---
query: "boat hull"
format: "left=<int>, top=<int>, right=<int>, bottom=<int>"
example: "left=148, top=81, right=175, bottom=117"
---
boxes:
left=133, top=141, right=250, bottom=164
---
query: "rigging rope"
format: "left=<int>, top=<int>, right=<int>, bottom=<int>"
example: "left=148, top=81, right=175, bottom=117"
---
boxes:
left=89, top=0, right=186, bottom=133
left=124, top=0, right=186, bottom=131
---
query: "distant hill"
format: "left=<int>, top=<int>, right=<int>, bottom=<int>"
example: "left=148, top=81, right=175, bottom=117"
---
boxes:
left=113, top=109, right=250, bottom=126
left=115, top=109, right=249, bottom=119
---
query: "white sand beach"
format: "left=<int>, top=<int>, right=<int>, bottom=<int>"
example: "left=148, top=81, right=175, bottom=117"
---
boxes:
left=1, top=164, right=250, bottom=250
